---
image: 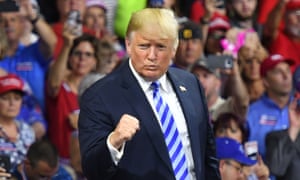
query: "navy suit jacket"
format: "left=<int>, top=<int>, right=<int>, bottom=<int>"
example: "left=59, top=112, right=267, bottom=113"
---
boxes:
left=78, top=60, right=220, bottom=180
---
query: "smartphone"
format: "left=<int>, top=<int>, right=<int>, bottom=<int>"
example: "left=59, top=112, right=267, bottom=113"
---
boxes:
left=206, top=55, right=234, bottom=69
left=0, top=0, right=19, bottom=12
left=244, top=141, right=258, bottom=161
left=0, top=155, right=11, bottom=172
left=66, top=10, right=82, bottom=36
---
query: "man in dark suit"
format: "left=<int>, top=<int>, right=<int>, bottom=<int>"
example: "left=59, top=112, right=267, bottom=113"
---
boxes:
left=78, top=8, right=220, bottom=180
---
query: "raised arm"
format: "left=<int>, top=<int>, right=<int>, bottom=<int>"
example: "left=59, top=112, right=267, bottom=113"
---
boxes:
left=47, top=24, right=76, bottom=97
left=19, top=0, right=57, bottom=59
left=263, top=0, right=288, bottom=44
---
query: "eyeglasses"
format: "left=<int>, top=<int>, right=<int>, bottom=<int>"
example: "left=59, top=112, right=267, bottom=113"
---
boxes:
left=72, top=50, right=95, bottom=58
left=208, top=33, right=225, bottom=40
left=225, top=160, right=244, bottom=174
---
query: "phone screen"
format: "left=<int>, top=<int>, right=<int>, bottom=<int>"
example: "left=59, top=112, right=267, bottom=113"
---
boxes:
left=244, top=141, right=258, bottom=161
left=0, top=155, right=11, bottom=172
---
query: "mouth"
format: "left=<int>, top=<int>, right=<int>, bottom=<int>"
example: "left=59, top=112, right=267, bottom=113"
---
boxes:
left=145, top=65, right=158, bottom=70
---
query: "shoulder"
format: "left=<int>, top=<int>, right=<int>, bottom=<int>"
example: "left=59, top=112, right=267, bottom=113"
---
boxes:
left=266, top=129, right=287, bottom=140
left=168, top=67, right=197, bottom=82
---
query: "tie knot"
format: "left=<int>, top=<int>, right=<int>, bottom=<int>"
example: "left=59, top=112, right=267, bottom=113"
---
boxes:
left=151, top=81, right=160, bottom=91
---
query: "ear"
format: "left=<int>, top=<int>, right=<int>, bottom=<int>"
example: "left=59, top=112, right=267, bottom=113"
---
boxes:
left=219, top=159, right=226, bottom=174
left=262, top=77, right=269, bottom=88
left=24, top=158, right=31, bottom=168
left=125, top=38, right=131, bottom=56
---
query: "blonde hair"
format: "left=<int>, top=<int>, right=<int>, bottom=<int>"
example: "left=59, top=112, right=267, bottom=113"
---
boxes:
left=126, top=8, right=179, bottom=50
left=238, top=44, right=268, bottom=70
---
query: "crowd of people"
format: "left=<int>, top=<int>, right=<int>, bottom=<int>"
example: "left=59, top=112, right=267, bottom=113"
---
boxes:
left=0, top=0, right=300, bottom=179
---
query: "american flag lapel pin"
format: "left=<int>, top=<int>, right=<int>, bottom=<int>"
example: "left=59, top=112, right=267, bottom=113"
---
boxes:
left=179, top=85, right=187, bottom=92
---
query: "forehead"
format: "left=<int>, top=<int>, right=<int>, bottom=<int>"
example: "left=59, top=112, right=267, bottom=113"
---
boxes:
left=34, top=161, right=58, bottom=176
left=0, top=12, right=21, bottom=19
left=269, top=62, right=290, bottom=71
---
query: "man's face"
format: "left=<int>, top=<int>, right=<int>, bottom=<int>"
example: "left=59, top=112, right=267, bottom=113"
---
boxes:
left=264, top=62, right=292, bottom=97
left=220, top=160, right=245, bottom=180
left=192, top=67, right=220, bottom=99
left=84, top=6, right=106, bottom=32
left=26, top=160, right=58, bottom=180
left=126, top=30, right=176, bottom=82
left=0, top=12, right=24, bottom=42
left=285, top=9, right=300, bottom=37
left=231, top=0, right=257, bottom=20
left=175, top=38, right=203, bottom=69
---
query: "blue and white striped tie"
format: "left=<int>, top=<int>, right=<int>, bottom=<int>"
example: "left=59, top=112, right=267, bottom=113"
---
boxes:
left=151, top=81, right=189, bottom=180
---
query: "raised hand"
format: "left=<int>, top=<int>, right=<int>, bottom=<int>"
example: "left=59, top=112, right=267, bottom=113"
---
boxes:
left=109, top=114, right=140, bottom=150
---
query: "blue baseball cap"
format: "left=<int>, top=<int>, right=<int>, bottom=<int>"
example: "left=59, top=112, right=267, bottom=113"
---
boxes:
left=216, top=137, right=256, bottom=166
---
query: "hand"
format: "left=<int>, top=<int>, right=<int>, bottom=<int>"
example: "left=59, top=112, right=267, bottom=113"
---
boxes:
left=0, top=167, right=11, bottom=179
left=18, top=0, right=38, bottom=21
left=31, top=122, right=46, bottom=140
left=109, top=114, right=140, bottom=149
left=68, top=112, right=79, bottom=129
left=62, top=23, right=79, bottom=47
left=288, top=94, right=300, bottom=141
left=252, top=154, right=270, bottom=180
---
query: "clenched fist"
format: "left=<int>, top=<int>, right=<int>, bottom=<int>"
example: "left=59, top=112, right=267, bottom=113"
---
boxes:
left=109, top=114, right=140, bottom=149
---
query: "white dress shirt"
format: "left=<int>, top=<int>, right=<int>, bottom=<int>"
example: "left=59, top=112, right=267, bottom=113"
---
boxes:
left=107, top=60, right=196, bottom=179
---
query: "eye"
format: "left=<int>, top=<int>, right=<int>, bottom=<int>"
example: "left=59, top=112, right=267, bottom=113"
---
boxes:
left=138, top=44, right=149, bottom=50
left=157, top=44, right=167, bottom=50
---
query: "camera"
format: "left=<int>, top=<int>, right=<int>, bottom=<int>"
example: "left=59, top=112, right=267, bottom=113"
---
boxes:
left=206, top=55, right=234, bottom=69
left=0, top=0, right=19, bottom=12
left=0, top=155, right=11, bottom=172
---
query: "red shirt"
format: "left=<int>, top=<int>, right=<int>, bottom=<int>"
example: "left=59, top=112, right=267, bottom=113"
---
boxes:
left=46, top=82, right=79, bottom=158
left=268, top=31, right=300, bottom=72
left=190, top=0, right=205, bottom=23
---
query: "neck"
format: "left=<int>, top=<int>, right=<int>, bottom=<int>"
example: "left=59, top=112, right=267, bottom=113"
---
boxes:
left=267, top=91, right=290, bottom=109
left=66, top=73, right=85, bottom=93
left=239, top=19, right=253, bottom=29
left=6, top=41, right=19, bottom=57
left=207, top=93, right=219, bottom=109
left=0, top=118, right=15, bottom=126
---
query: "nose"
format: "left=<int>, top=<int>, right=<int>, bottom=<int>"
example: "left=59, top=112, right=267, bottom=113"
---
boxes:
left=148, top=47, right=157, bottom=61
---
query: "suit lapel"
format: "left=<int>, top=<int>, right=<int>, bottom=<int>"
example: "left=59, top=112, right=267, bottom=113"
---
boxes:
left=119, top=62, right=174, bottom=173
left=167, top=70, right=203, bottom=174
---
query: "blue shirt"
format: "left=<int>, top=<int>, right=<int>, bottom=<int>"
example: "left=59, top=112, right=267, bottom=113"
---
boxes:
left=17, top=95, right=47, bottom=130
left=12, top=165, right=73, bottom=180
left=247, top=94, right=290, bottom=159
left=0, top=42, right=51, bottom=111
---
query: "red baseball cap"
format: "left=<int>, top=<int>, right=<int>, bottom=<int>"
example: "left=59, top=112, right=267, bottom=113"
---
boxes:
left=0, top=74, right=25, bottom=95
left=286, top=1, right=300, bottom=11
left=260, top=54, right=295, bottom=77
left=208, top=13, right=230, bottom=33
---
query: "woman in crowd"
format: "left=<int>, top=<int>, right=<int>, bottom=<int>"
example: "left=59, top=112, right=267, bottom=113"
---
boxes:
left=0, top=74, right=35, bottom=172
left=46, top=24, right=100, bottom=164
left=238, top=43, right=268, bottom=103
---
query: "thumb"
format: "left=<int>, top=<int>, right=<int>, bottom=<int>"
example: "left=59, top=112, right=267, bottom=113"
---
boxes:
left=257, top=154, right=262, bottom=165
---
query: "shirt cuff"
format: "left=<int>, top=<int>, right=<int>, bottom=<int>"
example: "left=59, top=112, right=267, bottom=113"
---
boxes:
left=106, top=132, right=125, bottom=165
